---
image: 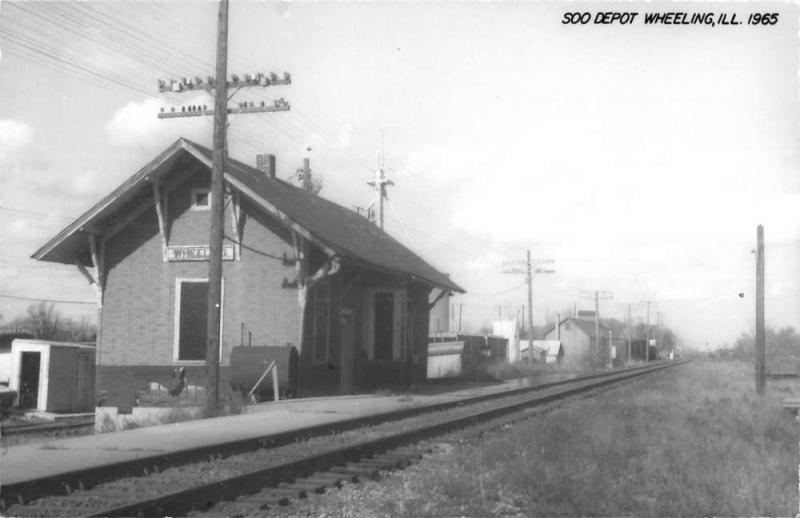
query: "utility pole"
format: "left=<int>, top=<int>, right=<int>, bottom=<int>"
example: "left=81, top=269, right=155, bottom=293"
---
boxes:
left=526, top=251, right=534, bottom=363
left=756, top=224, right=765, bottom=395
left=627, top=303, right=632, bottom=363
left=367, top=152, right=394, bottom=230
left=638, top=300, right=657, bottom=362
left=580, top=290, right=613, bottom=367
left=204, top=0, right=229, bottom=419
left=502, top=252, right=555, bottom=363
left=157, top=0, right=290, bottom=417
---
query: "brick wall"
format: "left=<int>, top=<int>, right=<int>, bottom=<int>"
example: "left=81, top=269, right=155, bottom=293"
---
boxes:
left=99, top=169, right=299, bottom=374
left=97, top=166, right=444, bottom=405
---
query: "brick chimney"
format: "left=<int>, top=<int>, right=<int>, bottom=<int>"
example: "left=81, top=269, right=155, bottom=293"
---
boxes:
left=256, top=154, right=276, bottom=179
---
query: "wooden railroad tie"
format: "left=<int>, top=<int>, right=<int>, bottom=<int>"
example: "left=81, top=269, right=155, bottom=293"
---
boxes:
left=330, top=464, right=380, bottom=480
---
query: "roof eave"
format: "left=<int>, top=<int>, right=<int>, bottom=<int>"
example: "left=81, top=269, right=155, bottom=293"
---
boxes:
left=32, top=139, right=196, bottom=264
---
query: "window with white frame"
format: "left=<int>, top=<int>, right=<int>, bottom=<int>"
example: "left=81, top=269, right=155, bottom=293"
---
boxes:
left=190, top=187, right=211, bottom=211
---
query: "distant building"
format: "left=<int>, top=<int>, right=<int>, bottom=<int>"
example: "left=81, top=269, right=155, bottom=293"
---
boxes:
left=428, top=290, right=451, bottom=334
left=544, top=318, right=609, bottom=368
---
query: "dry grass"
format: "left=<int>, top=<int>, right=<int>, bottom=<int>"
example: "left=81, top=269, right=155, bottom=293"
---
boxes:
left=276, top=359, right=797, bottom=517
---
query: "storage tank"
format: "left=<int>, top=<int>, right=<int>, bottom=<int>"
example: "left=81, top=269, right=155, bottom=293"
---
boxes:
left=229, top=346, right=298, bottom=400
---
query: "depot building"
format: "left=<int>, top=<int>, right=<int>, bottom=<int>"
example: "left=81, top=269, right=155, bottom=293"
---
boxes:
left=33, top=138, right=463, bottom=409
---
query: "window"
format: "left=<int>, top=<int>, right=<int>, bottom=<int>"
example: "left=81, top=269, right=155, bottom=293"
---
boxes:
left=312, top=283, right=332, bottom=362
left=190, top=188, right=211, bottom=211
left=174, top=278, right=223, bottom=362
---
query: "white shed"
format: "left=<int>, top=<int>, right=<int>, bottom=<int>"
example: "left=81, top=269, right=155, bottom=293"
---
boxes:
left=9, top=339, right=95, bottom=413
left=427, top=340, right=464, bottom=378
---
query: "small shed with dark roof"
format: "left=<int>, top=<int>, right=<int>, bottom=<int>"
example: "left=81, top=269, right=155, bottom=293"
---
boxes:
left=33, top=138, right=464, bottom=409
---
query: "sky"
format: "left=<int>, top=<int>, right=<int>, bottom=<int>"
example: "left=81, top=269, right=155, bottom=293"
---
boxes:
left=0, top=1, right=798, bottom=351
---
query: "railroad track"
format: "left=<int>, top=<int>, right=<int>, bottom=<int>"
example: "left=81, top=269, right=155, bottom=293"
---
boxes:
left=1, top=417, right=94, bottom=437
left=2, top=360, right=685, bottom=517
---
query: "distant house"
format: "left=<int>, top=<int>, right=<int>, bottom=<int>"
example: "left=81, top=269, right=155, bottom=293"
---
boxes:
left=33, top=138, right=464, bottom=409
left=518, top=339, right=563, bottom=364
left=535, top=340, right=564, bottom=364
left=544, top=318, right=609, bottom=368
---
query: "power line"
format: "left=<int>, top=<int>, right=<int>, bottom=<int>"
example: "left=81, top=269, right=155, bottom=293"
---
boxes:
left=0, top=293, right=95, bottom=305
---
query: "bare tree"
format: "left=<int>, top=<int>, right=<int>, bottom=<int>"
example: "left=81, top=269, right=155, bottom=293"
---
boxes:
left=25, top=302, right=61, bottom=340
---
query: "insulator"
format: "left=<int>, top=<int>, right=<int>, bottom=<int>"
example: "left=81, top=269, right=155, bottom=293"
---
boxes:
left=171, top=107, right=176, bottom=113
left=203, top=105, right=208, bottom=111
left=260, top=101, right=265, bottom=107
left=261, top=76, right=271, bottom=86
left=171, top=81, right=182, bottom=92
left=232, top=74, right=240, bottom=83
left=207, top=76, right=214, bottom=85
left=181, top=77, right=188, bottom=85
left=283, top=72, right=291, bottom=82
left=160, top=107, right=165, bottom=113
left=157, top=79, right=166, bottom=90
left=181, top=106, right=186, bottom=112
left=270, top=72, right=278, bottom=81
left=244, top=73, right=253, bottom=82
left=195, top=76, right=203, bottom=85
left=249, top=101, right=254, bottom=108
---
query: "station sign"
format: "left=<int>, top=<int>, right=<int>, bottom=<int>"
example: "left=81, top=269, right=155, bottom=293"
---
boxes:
left=167, top=245, right=234, bottom=262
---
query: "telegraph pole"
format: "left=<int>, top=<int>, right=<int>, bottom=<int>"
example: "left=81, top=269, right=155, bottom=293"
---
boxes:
left=502, top=252, right=555, bottom=363
left=756, top=224, right=765, bottom=395
left=638, top=300, right=657, bottom=362
left=526, top=251, right=534, bottom=363
left=627, top=303, right=632, bottom=363
left=205, top=0, right=229, bottom=418
left=157, top=0, right=291, bottom=417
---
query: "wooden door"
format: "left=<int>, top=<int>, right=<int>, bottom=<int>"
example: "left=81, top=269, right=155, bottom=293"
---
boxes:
left=339, top=308, right=355, bottom=394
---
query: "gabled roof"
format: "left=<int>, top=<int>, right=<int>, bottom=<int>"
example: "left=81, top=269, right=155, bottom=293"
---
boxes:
left=546, top=318, right=608, bottom=339
left=520, top=339, right=563, bottom=356
left=32, top=138, right=464, bottom=293
left=533, top=340, right=564, bottom=356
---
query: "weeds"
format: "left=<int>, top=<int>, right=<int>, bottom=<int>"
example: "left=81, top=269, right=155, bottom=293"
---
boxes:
left=306, top=359, right=797, bottom=517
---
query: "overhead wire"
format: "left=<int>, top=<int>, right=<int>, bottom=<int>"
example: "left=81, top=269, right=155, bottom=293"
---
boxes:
left=2, top=1, right=520, bottom=278
left=0, top=293, right=95, bottom=305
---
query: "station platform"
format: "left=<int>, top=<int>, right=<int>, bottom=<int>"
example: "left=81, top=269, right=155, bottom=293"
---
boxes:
left=1, top=376, right=547, bottom=488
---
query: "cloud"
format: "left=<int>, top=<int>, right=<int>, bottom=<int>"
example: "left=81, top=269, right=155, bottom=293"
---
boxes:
left=0, top=119, right=33, bottom=159
left=107, top=96, right=211, bottom=148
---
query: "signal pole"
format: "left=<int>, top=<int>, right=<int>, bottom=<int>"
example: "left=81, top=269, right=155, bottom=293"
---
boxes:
left=756, top=224, right=765, bottom=395
left=502, top=252, right=555, bottom=363
left=157, top=0, right=290, bottom=417
left=367, top=152, right=394, bottom=230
